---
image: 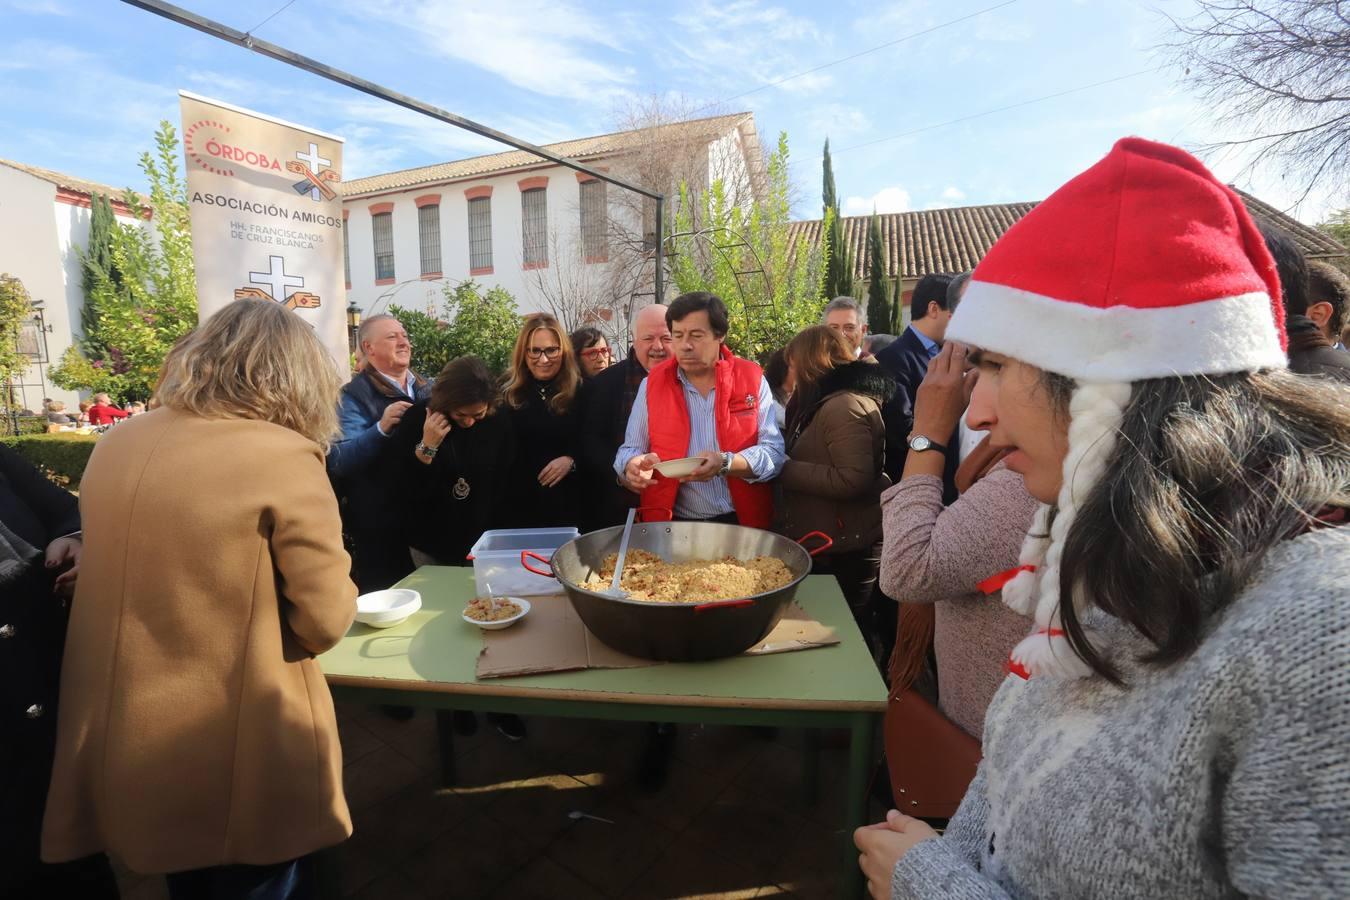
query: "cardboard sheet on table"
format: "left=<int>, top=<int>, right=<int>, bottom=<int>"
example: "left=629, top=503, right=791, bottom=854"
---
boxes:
left=474, top=593, right=838, bottom=679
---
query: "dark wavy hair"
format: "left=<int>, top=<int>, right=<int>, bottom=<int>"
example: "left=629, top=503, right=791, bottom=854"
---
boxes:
left=1044, top=368, right=1350, bottom=682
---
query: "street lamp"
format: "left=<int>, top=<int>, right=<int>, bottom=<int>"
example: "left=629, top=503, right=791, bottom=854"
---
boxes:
left=346, top=301, right=361, bottom=356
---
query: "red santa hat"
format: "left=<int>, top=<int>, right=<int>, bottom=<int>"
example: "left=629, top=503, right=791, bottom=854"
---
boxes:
left=950, top=137, right=1288, bottom=679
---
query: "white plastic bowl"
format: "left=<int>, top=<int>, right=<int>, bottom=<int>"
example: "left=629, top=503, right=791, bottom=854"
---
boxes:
left=355, top=589, right=422, bottom=629
left=653, top=456, right=704, bottom=478
left=462, top=596, right=531, bottom=631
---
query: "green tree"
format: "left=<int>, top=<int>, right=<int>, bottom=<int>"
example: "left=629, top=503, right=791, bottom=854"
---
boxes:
left=79, top=192, right=121, bottom=356
left=1320, top=208, right=1350, bottom=246
left=51, top=121, right=197, bottom=402
left=0, top=274, right=34, bottom=416
left=865, top=209, right=891, bottom=334
left=390, top=280, right=523, bottom=377
left=821, top=138, right=853, bottom=300
left=669, top=132, right=828, bottom=360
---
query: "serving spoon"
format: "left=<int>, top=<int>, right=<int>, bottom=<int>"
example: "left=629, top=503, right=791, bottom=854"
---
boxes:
left=602, top=508, right=637, bottom=599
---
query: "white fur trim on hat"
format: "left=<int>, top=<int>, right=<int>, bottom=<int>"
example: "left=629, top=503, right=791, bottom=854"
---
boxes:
left=949, top=282, right=1286, bottom=383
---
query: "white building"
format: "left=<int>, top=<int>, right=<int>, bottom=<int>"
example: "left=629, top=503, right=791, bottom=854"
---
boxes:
left=0, top=159, right=151, bottom=413
left=339, top=112, right=764, bottom=328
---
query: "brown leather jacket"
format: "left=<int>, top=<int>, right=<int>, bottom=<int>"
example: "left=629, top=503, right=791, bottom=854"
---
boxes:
left=777, top=361, right=896, bottom=552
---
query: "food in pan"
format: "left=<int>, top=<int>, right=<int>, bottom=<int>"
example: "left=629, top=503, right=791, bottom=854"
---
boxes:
left=585, top=549, right=793, bottom=602
left=464, top=597, right=523, bottom=622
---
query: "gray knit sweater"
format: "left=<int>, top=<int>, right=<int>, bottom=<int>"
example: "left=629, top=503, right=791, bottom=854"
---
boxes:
left=891, top=527, right=1350, bottom=899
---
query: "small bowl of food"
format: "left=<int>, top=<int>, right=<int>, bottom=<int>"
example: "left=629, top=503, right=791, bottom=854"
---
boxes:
left=653, top=456, right=704, bottom=479
left=463, top=596, right=530, bottom=630
left=356, top=589, right=422, bottom=629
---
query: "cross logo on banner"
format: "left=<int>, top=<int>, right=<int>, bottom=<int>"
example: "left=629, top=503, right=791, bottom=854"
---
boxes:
left=290, top=142, right=336, bottom=201
left=249, top=255, right=305, bottom=301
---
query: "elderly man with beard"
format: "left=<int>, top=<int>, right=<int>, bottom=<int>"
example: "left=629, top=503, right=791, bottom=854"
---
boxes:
left=576, top=303, right=673, bottom=531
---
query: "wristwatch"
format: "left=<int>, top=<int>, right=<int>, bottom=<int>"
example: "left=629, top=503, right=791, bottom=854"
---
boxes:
left=907, top=434, right=948, bottom=456
left=416, top=441, right=439, bottom=458
left=717, top=451, right=734, bottom=476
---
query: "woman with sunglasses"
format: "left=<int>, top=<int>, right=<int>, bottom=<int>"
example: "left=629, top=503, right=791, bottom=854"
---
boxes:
left=502, top=313, right=584, bottom=528
left=570, top=326, right=612, bottom=379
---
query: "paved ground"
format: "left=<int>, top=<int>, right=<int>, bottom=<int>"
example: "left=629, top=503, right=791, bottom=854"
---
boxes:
left=115, top=701, right=886, bottom=899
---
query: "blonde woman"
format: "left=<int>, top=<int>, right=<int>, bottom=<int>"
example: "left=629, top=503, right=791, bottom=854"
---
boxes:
left=42, top=300, right=358, bottom=899
left=501, top=313, right=583, bottom=528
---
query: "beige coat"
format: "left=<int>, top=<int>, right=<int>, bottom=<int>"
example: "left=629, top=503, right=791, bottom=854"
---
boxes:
left=42, top=409, right=357, bottom=873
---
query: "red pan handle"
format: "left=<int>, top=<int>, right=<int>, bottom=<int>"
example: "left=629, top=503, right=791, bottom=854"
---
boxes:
left=520, top=550, right=555, bottom=578
left=797, top=531, right=834, bottom=557
left=635, top=505, right=674, bottom=523
left=694, top=598, right=756, bottom=612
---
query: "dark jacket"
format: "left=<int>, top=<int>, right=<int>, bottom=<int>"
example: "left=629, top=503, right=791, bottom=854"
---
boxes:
left=576, top=351, right=648, bottom=532
left=0, top=445, right=88, bottom=889
left=383, top=402, right=515, bottom=564
left=329, top=368, right=432, bottom=591
left=874, top=326, right=959, bottom=501
left=502, top=378, right=582, bottom=529
left=1287, top=315, right=1350, bottom=382
left=778, top=362, right=896, bottom=553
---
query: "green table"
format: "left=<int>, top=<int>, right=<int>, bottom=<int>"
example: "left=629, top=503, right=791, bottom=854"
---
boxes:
left=320, top=567, right=887, bottom=898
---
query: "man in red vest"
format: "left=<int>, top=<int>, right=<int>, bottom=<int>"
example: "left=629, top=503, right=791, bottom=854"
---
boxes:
left=616, top=292, right=785, bottom=528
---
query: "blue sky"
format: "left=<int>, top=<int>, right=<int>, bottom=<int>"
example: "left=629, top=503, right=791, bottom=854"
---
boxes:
left=1, top=0, right=1342, bottom=225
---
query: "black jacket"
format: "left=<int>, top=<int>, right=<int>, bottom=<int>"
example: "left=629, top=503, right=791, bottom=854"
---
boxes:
left=576, top=351, right=648, bottom=532
left=384, top=402, right=515, bottom=564
left=1287, top=315, right=1350, bottom=382
left=873, top=327, right=959, bottom=501
left=0, top=446, right=78, bottom=865
left=502, top=379, right=583, bottom=529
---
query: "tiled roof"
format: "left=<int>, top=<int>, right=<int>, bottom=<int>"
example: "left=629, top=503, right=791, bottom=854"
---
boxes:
left=342, top=112, right=755, bottom=198
left=791, top=191, right=1346, bottom=281
left=0, top=158, right=143, bottom=203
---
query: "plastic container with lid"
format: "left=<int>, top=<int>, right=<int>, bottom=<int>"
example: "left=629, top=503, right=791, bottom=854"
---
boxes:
left=467, top=527, right=580, bottom=597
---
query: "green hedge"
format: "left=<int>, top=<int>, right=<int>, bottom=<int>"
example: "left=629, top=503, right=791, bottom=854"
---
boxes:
left=0, top=433, right=99, bottom=490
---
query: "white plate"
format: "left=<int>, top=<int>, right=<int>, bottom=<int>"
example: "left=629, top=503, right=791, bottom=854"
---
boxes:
left=355, top=589, right=422, bottom=629
left=653, top=456, right=704, bottom=478
left=462, top=596, right=531, bottom=631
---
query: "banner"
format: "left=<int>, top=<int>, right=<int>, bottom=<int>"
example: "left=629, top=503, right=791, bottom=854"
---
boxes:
left=179, top=91, right=348, bottom=371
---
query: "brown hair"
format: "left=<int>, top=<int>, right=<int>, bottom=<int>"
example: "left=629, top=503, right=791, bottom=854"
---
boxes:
left=155, top=299, right=342, bottom=449
left=430, top=356, right=499, bottom=416
left=1042, top=368, right=1350, bottom=682
left=783, top=326, right=858, bottom=437
left=502, top=313, right=581, bottom=414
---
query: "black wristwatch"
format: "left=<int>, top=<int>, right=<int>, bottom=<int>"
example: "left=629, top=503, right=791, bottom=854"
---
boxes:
left=907, top=434, right=948, bottom=456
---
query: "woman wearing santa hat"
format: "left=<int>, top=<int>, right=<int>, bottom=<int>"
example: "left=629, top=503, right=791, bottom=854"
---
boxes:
left=855, top=137, right=1349, bottom=898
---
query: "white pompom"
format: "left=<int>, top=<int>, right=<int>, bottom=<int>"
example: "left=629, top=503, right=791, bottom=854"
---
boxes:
left=1009, top=630, right=1095, bottom=679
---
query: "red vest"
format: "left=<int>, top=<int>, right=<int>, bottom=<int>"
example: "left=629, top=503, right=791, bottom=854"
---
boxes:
left=643, top=346, right=774, bottom=529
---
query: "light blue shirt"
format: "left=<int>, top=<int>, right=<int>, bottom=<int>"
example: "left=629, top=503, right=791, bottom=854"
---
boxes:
left=907, top=323, right=941, bottom=359
left=614, top=368, right=786, bottom=520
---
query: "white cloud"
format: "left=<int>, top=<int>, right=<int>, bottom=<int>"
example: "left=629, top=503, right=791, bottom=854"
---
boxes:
left=6, top=0, right=71, bottom=15
left=344, top=0, right=636, bottom=103
left=942, top=186, right=966, bottom=200
left=810, top=104, right=871, bottom=140
left=844, top=186, right=912, bottom=216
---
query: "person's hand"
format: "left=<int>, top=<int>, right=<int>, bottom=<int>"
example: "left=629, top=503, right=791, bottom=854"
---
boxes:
left=538, top=456, right=574, bottom=488
left=623, top=452, right=660, bottom=492
left=913, top=342, right=972, bottom=439
left=46, top=535, right=81, bottom=597
left=422, top=411, right=451, bottom=449
left=679, top=450, right=723, bottom=483
left=379, top=400, right=413, bottom=434
left=854, top=810, right=940, bottom=898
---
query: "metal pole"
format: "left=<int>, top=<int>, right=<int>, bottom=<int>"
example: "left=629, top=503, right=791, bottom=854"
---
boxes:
left=654, top=196, right=664, bottom=304
left=118, top=0, right=667, bottom=311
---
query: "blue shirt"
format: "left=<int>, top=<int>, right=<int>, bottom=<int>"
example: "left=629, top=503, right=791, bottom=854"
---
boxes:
left=614, top=368, right=786, bottom=520
left=907, top=323, right=941, bottom=359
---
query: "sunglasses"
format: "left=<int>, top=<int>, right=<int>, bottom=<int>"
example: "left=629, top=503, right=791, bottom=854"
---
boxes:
left=526, top=346, right=562, bottom=359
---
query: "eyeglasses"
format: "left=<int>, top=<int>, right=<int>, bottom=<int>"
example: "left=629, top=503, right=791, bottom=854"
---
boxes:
left=580, top=347, right=611, bottom=359
left=527, top=346, right=562, bottom=359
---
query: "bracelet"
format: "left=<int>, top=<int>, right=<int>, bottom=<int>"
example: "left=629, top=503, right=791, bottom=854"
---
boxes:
left=416, top=441, right=439, bottom=458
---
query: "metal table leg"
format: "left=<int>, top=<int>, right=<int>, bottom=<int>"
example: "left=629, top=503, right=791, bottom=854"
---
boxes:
left=841, top=711, right=877, bottom=898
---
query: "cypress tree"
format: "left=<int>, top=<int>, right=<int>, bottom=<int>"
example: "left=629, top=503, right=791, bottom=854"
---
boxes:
left=79, top=192, right=121, bottom=355
left=821, top=139, right=853, bottom=299
left=865, top=209, right=891, bottom=334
